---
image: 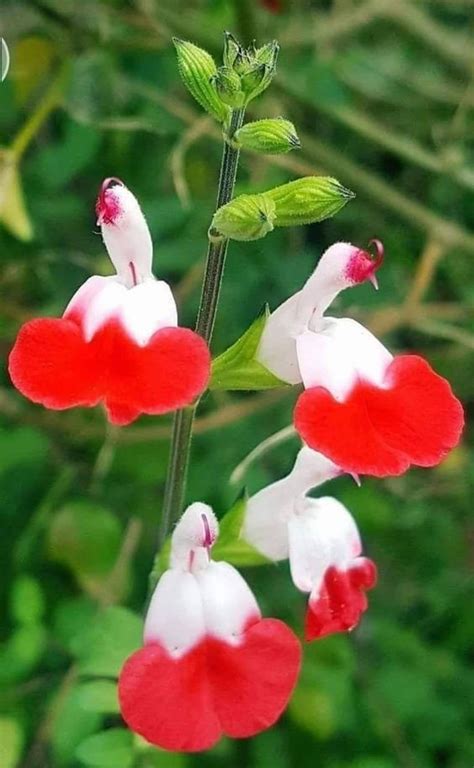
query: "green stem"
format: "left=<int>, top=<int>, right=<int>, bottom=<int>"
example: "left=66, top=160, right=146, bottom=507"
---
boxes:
left=158, top=108, right=245, bottom=548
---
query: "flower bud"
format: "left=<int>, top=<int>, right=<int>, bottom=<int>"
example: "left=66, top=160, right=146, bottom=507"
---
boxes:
left=173, top=38, right=230, bottom=123
left=234, top=118, right=300, bottom=154
left=212, top=66, right=245, bottom=108
left=267, top=177, right=355, bottom=227
left=223, top=31, right=241, bottom=69
left=212, top=193, right=276, bottom=241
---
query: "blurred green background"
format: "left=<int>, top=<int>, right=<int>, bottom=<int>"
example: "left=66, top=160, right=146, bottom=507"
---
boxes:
left=1, top=1, right=473, bottom=767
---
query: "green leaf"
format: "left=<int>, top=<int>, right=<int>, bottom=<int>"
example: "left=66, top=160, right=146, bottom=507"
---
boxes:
left=76, top=729, right=134, bottom=768
left=234, top=118, right=301, bottom=155
left=47, top=501, right=123, bottom=597
left=72, top=606, right=142, bottom=678
left=10, top=575, right=45, bottom=626
left=173, top=39, right=230, bottom=123
left=52, top=685, right=102, bottom=766
left=211, top=308, right=288, bottom=390
left=0, top=717, right=24, bottom=768
left=0, top=625, right=47, bottom=685
left=268, top=176, right=355, bottom=227
left=76, top=681, right=120, bottom=715
left=213, top=497, right=269, bottom=566
left=211, top=193, right=276, bottom=241
left=0, top=153, right=33, bottom=241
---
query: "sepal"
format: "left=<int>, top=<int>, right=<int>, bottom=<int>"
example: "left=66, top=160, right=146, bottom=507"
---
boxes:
left=268, top=176, right=355, bottom=227
left=173, top=39, right=230, bottom=123
left=211, top=308, right=289, bottom=390
left=211, top=193, right=275, bottom=241
left=212, top=496, right=270, bottom=566
left=234, top=118, right=300, bottom=154
left=212, top=66, right=245, bottom=108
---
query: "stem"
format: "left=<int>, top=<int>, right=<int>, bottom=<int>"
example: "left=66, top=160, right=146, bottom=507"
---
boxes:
left=158, top=108, right=245, bottom=547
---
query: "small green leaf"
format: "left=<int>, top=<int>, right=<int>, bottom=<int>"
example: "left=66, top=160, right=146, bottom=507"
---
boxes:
left=267, top=176, right=355, bottom=227
left=211, top=308, right=288, bottom=390
left=234, top=118, right=300, bottom=154
left=72, top=606, right=142, bottom=678
left=76, top=681, right=120, bottom=715
left=0, top=153, right=33, bottom=241
left=76, top=729, right=134, bottom=768
left=173, top=39, right=230, bottom=123
left=213, top=497, right=269, bottom=566
left=212, top=193, right=275, bottom=241
left=0, top=717, right=24, bottom=768
left=52, top=685, right=102, bottom=766
left=10, top=575, right=44, bottom=626
left=47, top=501, right=124, bottom=598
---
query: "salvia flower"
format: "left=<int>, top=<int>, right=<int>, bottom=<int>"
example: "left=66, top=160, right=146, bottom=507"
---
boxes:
left=9, top=179, right=210, bottom=425
left=257, top=241, right=464, bottom=476
left=244, top=446, right=377, bottom=640
left=119, top=502, right=301, bottom=752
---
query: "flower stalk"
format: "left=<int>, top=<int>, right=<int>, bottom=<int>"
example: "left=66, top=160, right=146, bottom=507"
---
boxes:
left=159, top=107, right=245, bottom=548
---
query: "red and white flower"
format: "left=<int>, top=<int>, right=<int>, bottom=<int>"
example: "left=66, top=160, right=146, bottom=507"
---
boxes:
left=8, top=179, right=210, bottom=425
left=258, top=241, right=464, bottom=476
left=119, top=502, right=301, bottom=752
left=244, top=446, right=377, bottom=640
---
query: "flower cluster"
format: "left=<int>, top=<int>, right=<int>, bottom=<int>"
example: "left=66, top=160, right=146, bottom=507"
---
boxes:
left=7, top=31, right=465, bottom=757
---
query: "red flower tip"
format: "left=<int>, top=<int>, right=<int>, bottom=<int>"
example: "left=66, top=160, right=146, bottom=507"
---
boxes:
left=305, top=559, right=377, bottom=641
left=260, top=0, right=283, bottom=12
left=345, top=239, right=384, bottom=289
left=294, top=354, right=464, bottom=477
left=96, top=177, right=125, bottom=225
left=118, top=619, right=301, bottom=752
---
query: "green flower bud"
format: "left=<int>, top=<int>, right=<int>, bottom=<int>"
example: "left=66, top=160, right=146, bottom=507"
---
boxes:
left=234, top=118, right=300, bottom=154
left=212, top=193, right=276, bottom=241
left=173, top=38, right=230, bottom=123
left=267, top=176, right=355, bottom=227
left=255, top=40, right=280, bottom=70
left=223, top=31, right=241, bottom=69
left=212, top=66, right=245, bottom=108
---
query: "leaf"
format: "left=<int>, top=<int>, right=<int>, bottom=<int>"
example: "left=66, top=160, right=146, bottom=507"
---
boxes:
left=52, top=686, right=102, bottom=766
left=173, top=39, right=230, bottom=123
left=76, top=681, right=120, bottom=715
left=72, top=606, right=142, bottom=678
left=13, top=37, right=56, bottom=104
left=211, top=308, right=288, bottom=390
left=0, top=625, right=47, bottom=685
left=213, top=496, right=269, bottom=566
left=0, top=152, right=33, bottom=241
left=10, top=575, right=45, bottom=626
left=0, top=718, right=24, bottom=768
left=76, top=729, right=134, bottom=768
left=47, top=501, right=123, bottom=597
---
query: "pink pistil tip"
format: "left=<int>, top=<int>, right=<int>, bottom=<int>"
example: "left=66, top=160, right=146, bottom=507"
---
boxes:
left=201, top=513, right=213, bottom=549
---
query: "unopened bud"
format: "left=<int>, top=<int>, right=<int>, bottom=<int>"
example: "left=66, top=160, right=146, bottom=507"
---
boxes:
left=223, top=31, right=241, bottom=69
left=212, top=66, right=245, bottom=108
left=234, top=118, right=300, bottom=154
left=212, top=193, right=276, bottom=241
left=267, top=177, right=355, bottom=227
left=173, top=38, right=230, bottom=123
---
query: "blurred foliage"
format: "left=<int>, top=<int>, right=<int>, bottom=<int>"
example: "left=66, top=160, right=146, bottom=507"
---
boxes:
left=0, top=1, right=473, bottom=767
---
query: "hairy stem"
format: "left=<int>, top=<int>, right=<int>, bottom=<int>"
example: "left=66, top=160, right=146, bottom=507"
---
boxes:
left=158, top=108, right=245, bottom=549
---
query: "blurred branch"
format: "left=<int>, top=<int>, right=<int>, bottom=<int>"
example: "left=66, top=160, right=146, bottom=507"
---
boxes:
left=170, top=114, right=214, bottom=208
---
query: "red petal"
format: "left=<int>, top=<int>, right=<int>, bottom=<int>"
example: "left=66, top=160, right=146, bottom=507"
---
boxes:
left=294, top=355, right=464, bottom=477
left=305, top=560, right=377, bottom=641
left=8, top=318, right=104, bottom=410
left=118, top=620, right=301, bottom=752
left=98, top=322, right=210, bottom=422
left=9, top=318, right=210, bottom=425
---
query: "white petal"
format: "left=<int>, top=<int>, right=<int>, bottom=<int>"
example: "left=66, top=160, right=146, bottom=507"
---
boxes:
left=195, top=561, right=260, bottom=643
left=257, top=293, right=304, bottom=384
left=100, top=184, right=153, bottom=287
left=144, top=569, right=205, bottom=656
left=63, top=275, right=117, bottom=325
left=288, top=496, right=361, bottom=594
left=244, top=478, right=294, bottom=561
left=81, top=281, right=128, bottom=342
left=171, top=502, right=218, bottom=571
left=119, top=279, right=178, bottom=346
left=297, top=318, right=393, bottom=400
left=244, top=446, right=341, bottom=561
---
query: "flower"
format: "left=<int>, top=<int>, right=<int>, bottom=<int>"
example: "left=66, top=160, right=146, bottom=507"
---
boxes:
left=118, top=502, right=301, bottom=752
left=257, top=241, right=464, bottom=476
left=243, top=446, right=377, bottom=640
left=8, top=179, right=210, bottom=425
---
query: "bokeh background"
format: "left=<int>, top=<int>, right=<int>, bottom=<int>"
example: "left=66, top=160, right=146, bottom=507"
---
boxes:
left=1, top=1, right=473, bottom=767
